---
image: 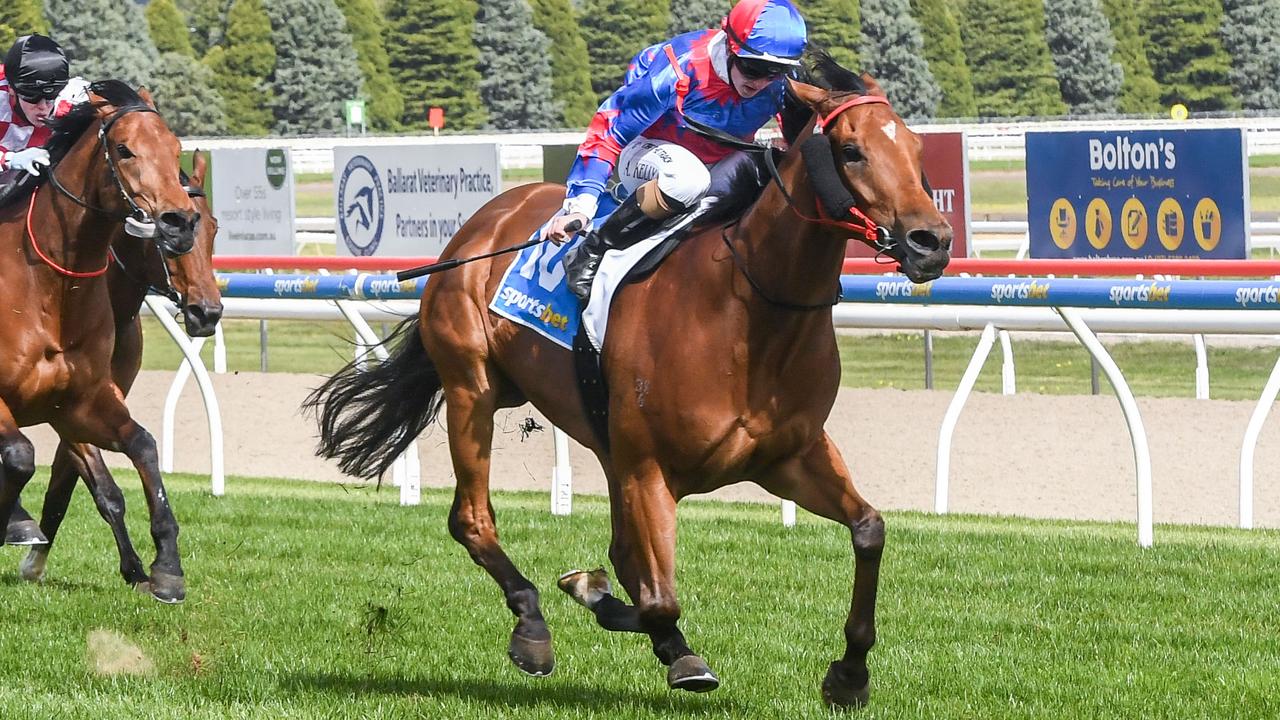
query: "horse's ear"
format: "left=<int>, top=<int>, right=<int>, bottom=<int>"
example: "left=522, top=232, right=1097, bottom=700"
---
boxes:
left=191, top=149, right=208, bottom=186
left=136, top=86, right=157, bottom=109
left=860, top=73, right=887, bottom=98
left=785, top=78, right=829, bottom=109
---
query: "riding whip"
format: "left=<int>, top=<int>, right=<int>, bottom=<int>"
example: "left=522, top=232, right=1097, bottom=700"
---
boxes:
left=395, top=219, right=582, bottom=282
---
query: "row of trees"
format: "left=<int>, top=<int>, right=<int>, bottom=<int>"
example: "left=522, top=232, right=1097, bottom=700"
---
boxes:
left=0, top=0, right=1277, bottom=136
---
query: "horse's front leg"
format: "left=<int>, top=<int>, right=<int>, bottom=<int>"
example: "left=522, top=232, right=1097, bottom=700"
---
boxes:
left=559, top=458, right=718, bottom=693
left=22, top=441, right=150, bottom=589
left=6, top=497, right=47, bottom=545
left=0, top=403, right=36, bottom=548
left=55, top=389, right=184, bottom=603
left=756, top=432, right=883, bottom=709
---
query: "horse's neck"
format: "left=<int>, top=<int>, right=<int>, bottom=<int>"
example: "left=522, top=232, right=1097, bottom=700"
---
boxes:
left=734, top=149, right=848, bottom=307
left=36, top=137, right=112, bottom=279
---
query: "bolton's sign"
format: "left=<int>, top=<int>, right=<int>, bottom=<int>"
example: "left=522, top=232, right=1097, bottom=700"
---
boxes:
left=1027, top=129, right=1250, bottom=259
left=333, top=144, right=501, bottom=257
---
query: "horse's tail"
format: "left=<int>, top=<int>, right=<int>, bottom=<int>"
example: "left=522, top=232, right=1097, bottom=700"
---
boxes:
left=304, top=317, right=444, bottom=480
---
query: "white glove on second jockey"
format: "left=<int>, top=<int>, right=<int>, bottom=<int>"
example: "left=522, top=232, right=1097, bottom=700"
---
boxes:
left=4, top=147, right=51, bottom=176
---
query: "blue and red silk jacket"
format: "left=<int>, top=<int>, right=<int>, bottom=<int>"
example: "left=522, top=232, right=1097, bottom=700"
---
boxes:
left=563, top=29, right=786, bottom=217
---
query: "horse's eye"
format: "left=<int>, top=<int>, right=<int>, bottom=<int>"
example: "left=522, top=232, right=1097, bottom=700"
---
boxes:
left=116, top=143, right=134, bottom=159
left=842, top=144, right=865, bottom=164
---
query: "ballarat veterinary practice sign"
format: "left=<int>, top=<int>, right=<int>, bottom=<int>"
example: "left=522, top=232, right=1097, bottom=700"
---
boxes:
left=1026, top=129, right=1250, bottom=259
left=844, top=131, right=971, bottom=259
left=333, top=144, right=501, bottom=257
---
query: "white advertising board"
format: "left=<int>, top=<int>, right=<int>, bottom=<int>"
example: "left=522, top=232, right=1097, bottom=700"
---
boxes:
left=333, top=144, right=502, bottom=256
left=209, top=147, right=296, bottom=256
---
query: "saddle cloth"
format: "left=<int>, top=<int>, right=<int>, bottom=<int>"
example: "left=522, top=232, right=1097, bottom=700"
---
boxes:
left=489, top=196, right=715, bottom=351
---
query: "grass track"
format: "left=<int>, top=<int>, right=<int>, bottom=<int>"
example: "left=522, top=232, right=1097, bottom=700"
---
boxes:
left=2, top=472, right=1278, bottom=718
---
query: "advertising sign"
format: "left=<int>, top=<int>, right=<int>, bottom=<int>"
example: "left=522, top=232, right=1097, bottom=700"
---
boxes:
left=845, top=131, right=970, bottom=259
left=1027, top=129, right=1249, bottom=258
left=333, top=144, right=501, bottom=257
left=208, top=147, right=295, bottom=256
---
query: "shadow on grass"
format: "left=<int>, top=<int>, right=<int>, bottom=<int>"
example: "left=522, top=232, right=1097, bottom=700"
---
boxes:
left=285, top=671, right=745, bottom=714
left=0, top=573, right=105, bottom=593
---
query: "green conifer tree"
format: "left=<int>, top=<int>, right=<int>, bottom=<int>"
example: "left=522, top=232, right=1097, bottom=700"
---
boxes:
left=267, top=0, right=364, bottom=134
left=528, top=0, right=596, bottom=127
left=147, top=0, right=195, bottom=57
left=1099, top=0, right=1161, bottom=114
left=475, top=0, right=559, bottom=129
left=151, top=52, right=228, bottom=135
left=50, top=0, right=160, bottom=86
left=909, top=0, right=975, bottom=117
left=203, top=0, right=275, bottom=135
left=179, top=0, right=232, bottom=56
left=0, top=0, right=49, bottom=37
left=579, top=0, right=670, bottom=104
left=795, top=0, right=860, bottom=70
left=385, top=0, right=486, bottom=130
left=1221, top=0, right=1280, bottom=110
left=1043, top=0, right=1122, bottom=115
left=1142, top=0, right=1237, bottom=111
left=959, top=0, right=1066, bottom=117
left=333, top=0, right=404, bottom=130
left=861, top=0, right=939, bottom=119
left=669, top=0, right=724, bottom=34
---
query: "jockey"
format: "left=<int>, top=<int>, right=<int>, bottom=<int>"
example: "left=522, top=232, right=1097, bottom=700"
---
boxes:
left=542, top=0, right=807, bottom=299
left=0, top=34, right=89, bottom=179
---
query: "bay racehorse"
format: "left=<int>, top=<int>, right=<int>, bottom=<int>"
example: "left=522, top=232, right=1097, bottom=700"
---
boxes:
left=309, top=56, right=950, bottom=707
left=6, top=150, right=221, bottom=601
left=0, top=81, right=199, bottom=603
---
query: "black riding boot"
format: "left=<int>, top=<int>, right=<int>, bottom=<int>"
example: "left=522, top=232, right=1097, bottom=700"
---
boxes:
left=565, top=191, right=667, bottom=300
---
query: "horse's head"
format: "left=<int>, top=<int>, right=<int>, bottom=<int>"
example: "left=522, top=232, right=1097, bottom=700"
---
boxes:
left=48, top=81, right=201, bottom=257
left=784, top=66, right=952, bottom=282
left=167, top=150, right=223, bottom=336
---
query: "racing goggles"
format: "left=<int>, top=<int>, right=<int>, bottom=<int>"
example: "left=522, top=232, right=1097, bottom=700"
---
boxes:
left=735, top=56, right=790, bottom=81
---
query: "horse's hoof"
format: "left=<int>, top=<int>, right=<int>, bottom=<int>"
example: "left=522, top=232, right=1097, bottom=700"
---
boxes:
left=821, top=661, right=870, bottom=709
left=557, top=567, right=611, bottom=609
left=507, top=631, right=555, bottom=677
left=5, top=520, right=48, bottom=546
left=667, top=654, right=720, bottom=693
left=18, top=548, right=47, bottom=582
left=143, top=572, right=186, bottom=604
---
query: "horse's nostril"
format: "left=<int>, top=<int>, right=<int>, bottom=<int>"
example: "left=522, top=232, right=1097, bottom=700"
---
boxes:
left=906, top=229, right=941, bottom=254
left=159, top=211, right=193, bottom=231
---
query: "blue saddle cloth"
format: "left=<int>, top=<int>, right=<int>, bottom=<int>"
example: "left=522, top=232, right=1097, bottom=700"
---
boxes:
left=488, top=195, right=619, bottom=349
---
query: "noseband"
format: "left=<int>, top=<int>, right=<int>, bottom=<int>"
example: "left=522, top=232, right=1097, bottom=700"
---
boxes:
left=45, top=103, right=174, bottom=243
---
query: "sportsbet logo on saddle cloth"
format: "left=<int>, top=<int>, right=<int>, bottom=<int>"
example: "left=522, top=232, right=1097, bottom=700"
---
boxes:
left=489, top=196, right=714, bottom=350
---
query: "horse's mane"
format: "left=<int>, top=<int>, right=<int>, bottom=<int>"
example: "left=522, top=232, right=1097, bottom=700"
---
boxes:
left=696, top=49, right=867, bottom=228
left=45, top=80, right=149, bottom=166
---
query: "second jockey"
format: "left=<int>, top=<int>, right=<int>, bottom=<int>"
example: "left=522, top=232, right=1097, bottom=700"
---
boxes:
left=541, top=0, right=808, bottom=299
left=0, top=34, right=89, bottom=182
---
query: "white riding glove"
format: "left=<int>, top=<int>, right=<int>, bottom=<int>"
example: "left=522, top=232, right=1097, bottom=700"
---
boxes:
left=4, top=147, right=50, bottom=176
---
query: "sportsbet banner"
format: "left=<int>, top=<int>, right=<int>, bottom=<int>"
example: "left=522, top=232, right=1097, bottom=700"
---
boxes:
left=334, top=144, right=501, bottom=257
left=1027, top=129, right=1250, bottom=259
left=844, top=131, right=970, bottom=259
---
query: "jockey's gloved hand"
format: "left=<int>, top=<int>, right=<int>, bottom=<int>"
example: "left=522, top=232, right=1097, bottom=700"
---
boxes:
left=5, top=147, right=51, bottom=176
left=541, top=212, right=590, bottom=245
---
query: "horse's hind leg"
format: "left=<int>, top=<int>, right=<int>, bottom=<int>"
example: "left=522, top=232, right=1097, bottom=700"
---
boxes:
left=22, top=441, right=149, bottom=587
left=441, top=371, right=555, bottom=676
left=561, top=459, right=717, bottom=693
left=757, top=432, right=883, bottom=709
left=5, top=498, right=47, bottom=546
left=0, top=406, right=36, bottom=549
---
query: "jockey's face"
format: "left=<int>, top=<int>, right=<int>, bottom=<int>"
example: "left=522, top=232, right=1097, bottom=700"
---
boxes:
left=17, top=95, right=54, bottom=127
left=730, top=57, right=786, bottom=98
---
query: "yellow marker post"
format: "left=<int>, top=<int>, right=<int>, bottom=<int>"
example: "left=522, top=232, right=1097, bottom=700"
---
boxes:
left=1170, top=103, right=1189, bottom=121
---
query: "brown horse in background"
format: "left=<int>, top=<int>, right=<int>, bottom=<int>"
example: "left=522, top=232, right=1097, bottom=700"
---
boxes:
left=7, top=150, right=221, bottom=601
left=0, top=81, right=199, bottom=603
left=310, top=58, right=950, bottom=707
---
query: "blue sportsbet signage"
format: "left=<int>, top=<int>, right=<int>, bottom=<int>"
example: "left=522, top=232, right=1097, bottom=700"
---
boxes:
left=1027, top=129, right=1250, bottom=259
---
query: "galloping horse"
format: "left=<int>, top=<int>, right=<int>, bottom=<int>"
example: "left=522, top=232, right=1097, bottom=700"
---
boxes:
left=310, top=57, right=950, bottom=706
left=0, top=81, right=199, bottom=603
left=6, top=150, right=221, bottom=601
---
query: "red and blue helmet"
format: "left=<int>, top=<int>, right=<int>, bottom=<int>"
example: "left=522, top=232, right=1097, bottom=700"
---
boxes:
left=722, top=0, right=807, bottom=66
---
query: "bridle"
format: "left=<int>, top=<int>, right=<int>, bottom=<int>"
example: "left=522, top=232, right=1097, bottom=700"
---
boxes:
left=45, top=103, right=175, bottom=242
left=109, top=175, right=207, bottom=304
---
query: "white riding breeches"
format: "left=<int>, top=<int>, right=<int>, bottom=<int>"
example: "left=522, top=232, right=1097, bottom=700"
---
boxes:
left=616, top=137, right=712, bottom=210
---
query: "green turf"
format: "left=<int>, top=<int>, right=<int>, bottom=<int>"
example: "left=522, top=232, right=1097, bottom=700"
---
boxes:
left=139, top=319, right=1280, bottom=401
left=2, top=472, right=1276, bottom=718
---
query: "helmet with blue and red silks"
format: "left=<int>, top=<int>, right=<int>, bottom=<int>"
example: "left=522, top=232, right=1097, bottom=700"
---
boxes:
left=722, top=0, right=807, bottom=67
